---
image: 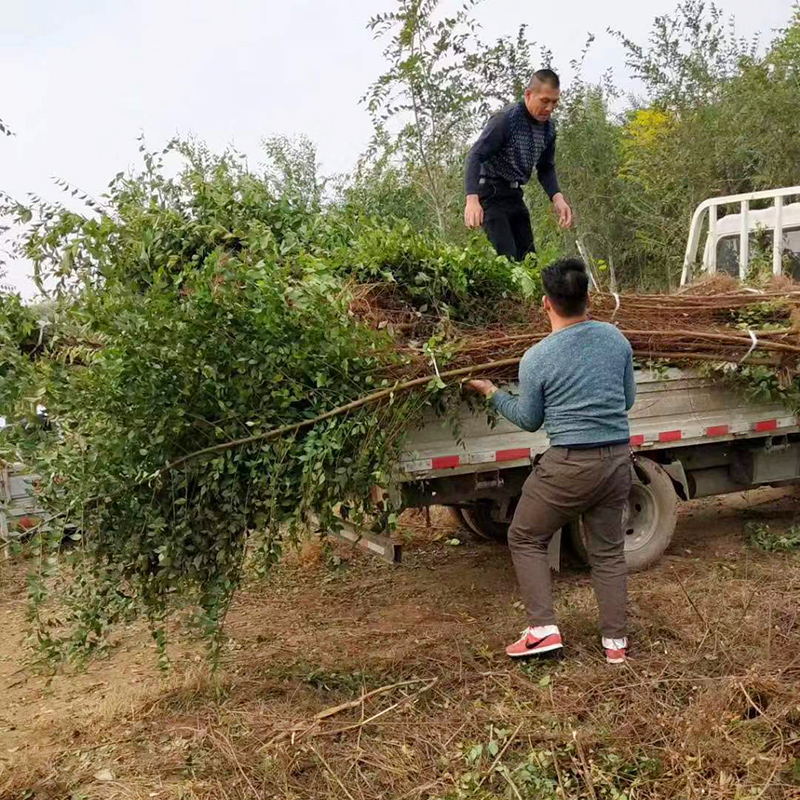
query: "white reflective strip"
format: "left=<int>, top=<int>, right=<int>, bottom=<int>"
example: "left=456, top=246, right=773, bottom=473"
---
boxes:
left=470, top=451, right=496, bottom=465
left=681, top=426, right=707, bottom=440
left=399, top=459, right=434, bottom=474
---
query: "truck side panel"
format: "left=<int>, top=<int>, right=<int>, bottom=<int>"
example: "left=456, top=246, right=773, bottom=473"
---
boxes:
left=400, top=369, right=797, bottom=480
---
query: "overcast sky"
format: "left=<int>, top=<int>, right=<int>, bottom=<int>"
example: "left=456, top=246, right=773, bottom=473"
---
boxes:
left=0, top=0, right=792, bottom=296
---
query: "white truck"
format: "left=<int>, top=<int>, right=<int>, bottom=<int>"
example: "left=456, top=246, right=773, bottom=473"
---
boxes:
left=4, top=188, right=800, bottom=568
left=383, top=186, right=800, bottom=568
left=398, top=366, right=798, bottom=570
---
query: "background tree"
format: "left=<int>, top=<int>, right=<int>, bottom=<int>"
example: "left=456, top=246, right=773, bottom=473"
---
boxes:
left=361, top=0, right=538, bottom=238
left=357, top=1, right=800, bottom=289
left=262, top=135, right=324, bottom=211
left=554, top=2, right=800, bottom=288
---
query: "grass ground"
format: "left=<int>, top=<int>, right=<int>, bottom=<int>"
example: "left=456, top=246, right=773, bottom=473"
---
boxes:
left=1, top=488, right=799, bottom=799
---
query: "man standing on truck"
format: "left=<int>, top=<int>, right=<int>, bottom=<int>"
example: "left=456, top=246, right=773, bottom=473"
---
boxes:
left=467, top=258, right=635, bottom=664
left=464, top=69, right=573, bottom=260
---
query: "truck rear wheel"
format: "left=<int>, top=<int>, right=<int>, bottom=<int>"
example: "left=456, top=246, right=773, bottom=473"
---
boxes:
left=460, top=500, right=515, bottom=543
left=446, top=506, right=476, bottom=535
left=568, top=457, right=678, bottom=572
left=445, top=506, right=496, bottom=541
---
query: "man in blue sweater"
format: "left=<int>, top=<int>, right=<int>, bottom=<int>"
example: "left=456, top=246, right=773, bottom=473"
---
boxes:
left=464, top=69, right=573, bottom=260
left=467, top=258, right=635, bottom=664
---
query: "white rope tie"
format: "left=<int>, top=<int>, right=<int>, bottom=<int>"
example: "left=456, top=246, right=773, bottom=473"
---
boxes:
left=740, top=329, right=759, bottom=363
left=611, top=292, right=621, bottom=322
left=430, top=352, right=442, bottom=381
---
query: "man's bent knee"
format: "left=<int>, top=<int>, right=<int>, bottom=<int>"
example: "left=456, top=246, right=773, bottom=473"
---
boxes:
left=508, top=521, right=553, bottom=551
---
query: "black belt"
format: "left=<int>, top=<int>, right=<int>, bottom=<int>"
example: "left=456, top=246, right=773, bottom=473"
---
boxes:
left=552, top=440, right=630, bottom=451
left=479, top=176, right=521, bottom=189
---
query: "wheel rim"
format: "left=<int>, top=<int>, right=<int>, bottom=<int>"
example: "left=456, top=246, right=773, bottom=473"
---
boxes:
left=623, top=481, right=660, bottom=553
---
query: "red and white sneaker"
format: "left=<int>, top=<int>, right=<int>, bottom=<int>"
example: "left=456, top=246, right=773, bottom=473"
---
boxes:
left=506, top=625, right=563, bottom=658
left=602, top=637, right=627, bottom=664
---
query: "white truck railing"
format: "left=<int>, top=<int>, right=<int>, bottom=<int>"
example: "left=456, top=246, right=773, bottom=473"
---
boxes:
left=681, top=185, right=800, bottom=286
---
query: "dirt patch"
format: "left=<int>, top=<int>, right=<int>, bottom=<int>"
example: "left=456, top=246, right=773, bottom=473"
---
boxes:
left=1, top=490, right=800, bottom=799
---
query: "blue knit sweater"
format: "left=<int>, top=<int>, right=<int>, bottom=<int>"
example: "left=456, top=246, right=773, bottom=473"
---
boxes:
left=490, top=320, right=636, bottom=447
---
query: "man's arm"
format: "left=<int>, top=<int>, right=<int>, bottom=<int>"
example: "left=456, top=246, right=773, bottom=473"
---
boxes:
left=537, top=131, right=573, bottom=229
left=623, top=347, right=636, bottom=411
left=536, top=132, right=561, bottom=200
left=464, top=112, right=507, bottom=196
left=489, top=356, right=544, bottom=432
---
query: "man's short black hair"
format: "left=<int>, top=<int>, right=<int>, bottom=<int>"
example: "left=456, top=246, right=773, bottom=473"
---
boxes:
left=528, top=69, right=560, bottom=90
left=542, top=257, right=589, bottom=316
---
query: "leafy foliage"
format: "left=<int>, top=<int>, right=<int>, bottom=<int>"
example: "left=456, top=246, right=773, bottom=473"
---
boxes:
left=435, top=725, right=661, bottom=799
left=0, top=138, right=534, bottom=665
left=583, top=3, right=800, bottom=288
left=729, top=301, right=789, bottom=332
left=332, top=220, right=539, bottom=319
left=745, top=522, right=800, bottom=553
left=3, top=0, right=800, bottom=668
left=353, top=1, right=800, bottom=290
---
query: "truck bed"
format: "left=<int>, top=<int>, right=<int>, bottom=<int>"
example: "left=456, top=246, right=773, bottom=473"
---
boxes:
left=400, top=368, right=798, bottom=480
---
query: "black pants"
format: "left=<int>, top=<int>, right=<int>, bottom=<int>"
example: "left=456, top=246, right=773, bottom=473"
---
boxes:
left=479, top=181, right=535, bottom=261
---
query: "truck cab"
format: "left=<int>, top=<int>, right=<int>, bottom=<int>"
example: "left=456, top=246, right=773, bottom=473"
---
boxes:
left=681, top=186, right=800, bottom=285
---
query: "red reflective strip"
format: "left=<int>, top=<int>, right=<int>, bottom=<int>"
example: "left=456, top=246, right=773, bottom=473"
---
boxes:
left=629, top=434, right=645, bottom=446
left=495, top=448, right=531, bottom=462
left=431, top=455, right=460, bottom=469
left=753, top=419, right=778, bottom=432
left=658, top=430, right=683, bottom=442
left=706, top=425, right=730, bottom=437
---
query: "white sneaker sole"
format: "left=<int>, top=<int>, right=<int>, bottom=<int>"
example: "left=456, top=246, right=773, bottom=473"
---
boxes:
left=508, top=642, right=563, bottom=658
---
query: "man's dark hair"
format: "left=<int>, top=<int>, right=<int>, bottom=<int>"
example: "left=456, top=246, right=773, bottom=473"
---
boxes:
left=528, top=69, right=560, bottom=90
left=541, top=258, right=589, bottom=316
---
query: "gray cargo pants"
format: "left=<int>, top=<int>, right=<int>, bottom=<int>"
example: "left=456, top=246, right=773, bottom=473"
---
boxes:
left=508, top=444, right=632, bottom=638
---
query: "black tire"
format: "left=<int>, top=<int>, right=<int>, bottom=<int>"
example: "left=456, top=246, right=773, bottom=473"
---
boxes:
left=460, top=499, right=516, bottom=543
left=568, top=457, right=678, bottom=572
left=445, top=506, right=472, bottom=532
left=444, top=505, right=497, bottom=542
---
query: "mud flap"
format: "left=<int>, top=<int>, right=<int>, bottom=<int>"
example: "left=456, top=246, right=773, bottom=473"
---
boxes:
left=328, top=520, right=402, bottom=565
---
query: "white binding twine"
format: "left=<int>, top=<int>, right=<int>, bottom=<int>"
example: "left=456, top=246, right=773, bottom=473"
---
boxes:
left=740, top=329, right=759, bottom=363
left=430, top=352, right=442, bottom=381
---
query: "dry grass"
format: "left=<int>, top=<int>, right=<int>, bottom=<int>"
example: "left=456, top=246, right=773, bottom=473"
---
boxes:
left=2, top=492, right=800, bottom=799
